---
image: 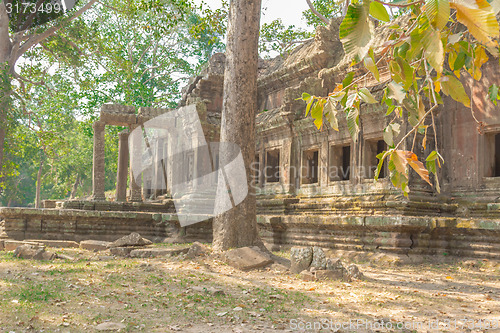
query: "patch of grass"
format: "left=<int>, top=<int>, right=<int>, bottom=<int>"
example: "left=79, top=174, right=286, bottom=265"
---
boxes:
left=0, top=251, right=17, bottom=261
left=7, top=282, right=63, bottom=303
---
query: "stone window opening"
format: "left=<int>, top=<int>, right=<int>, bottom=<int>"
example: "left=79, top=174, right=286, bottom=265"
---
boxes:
left=365, top=139, right=386, bottom=179
left=265, top=149, right=280, bottom=183
left=485, top=133, right=500, bottom=178
left=302, top=149, right=319, bottom=185
left=329, top=144, right=351, bottom=181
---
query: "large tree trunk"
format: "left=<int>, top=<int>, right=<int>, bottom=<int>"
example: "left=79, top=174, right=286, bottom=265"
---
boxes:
left=212, top=0, right=263, bottom=251
left=35, top=155, right=44, bottom=208
left=0, top=1, right=12, bottom=187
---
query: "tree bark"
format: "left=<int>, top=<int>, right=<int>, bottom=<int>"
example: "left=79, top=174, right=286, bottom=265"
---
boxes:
left=212, top=0, right=263, bottom=251
left=70, top=174, right=80, bottom=199
left=0, top=1, right=12, bottom=183
left=35, top=154, right=44, bottom=208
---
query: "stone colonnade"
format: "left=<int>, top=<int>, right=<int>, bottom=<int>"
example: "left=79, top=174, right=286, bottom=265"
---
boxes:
left=91, top=105, right=170, bottom=202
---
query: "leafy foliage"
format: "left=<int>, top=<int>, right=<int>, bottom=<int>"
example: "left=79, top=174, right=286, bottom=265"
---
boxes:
left=300, top=0, right=500, bottom=195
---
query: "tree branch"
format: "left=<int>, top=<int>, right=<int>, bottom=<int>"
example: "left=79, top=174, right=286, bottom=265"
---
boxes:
left=394, top=104, right=439, bottom=151
left=373, top=0, right=424, bottom=8
left=305, top=0, right=329, bottom=25
left=16, top=0, right=99, bottom=61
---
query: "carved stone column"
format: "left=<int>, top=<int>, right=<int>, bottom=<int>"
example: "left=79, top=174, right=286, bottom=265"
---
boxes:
left=129, top=125, right=143, bottom=202
left=91, top=122, right=106, bottom=201
left=115, top=129, right=129, bottom=202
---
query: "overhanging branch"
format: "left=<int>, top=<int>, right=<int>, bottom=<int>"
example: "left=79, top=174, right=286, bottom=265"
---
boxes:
left=305, top=0, right=329, bottom=25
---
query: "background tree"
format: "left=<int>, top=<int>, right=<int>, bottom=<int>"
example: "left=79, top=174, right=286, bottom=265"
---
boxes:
left=212, top=0, right=263, bottom=251
left=0, top=0, right=224, bottom=206
left=0, top=0, right=100, bottom=186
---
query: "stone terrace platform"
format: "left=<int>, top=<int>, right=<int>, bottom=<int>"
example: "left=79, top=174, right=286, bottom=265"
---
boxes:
left=2, top=205, right=500, bottom=259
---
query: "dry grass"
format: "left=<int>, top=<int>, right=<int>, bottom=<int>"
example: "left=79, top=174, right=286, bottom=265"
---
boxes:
left=0, top=245, right=499, bottom=332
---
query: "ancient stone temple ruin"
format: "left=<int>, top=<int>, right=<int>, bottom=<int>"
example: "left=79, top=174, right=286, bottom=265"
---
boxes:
left=1, top=19, right=500, bottom=259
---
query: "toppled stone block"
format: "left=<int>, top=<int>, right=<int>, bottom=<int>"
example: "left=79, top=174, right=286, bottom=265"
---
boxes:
left=110, top=247, right=136, bottom=257
left=130, top=247, right=189, bottom=258
left=299, top=271, right=317, bottom=281
left=324, top=257, right=349, bottom=280
left=290, top=247, right=313, bottom=274
left=311, top=247, right=327, bottom=269
left=326, top=258, right=344, bottom=271
left=186, top=241, right=210, bottom=259
left=4, top=240, right=42, bottom=251
left=80, top=240, right=112, bottom=252
left=315, top=269, right=344, bottom=281
left=270, top=263, right=289, bottom=273
left=346, top=264, right=363, bottom=280
left=55, top=253, right=75, bottom=261
left=108, top=232, right=152, bottom=249
left=224, top=246, right=273, bottom=271
left=25, top=239, right=79, bottom=248
left=13, top=244, right=55, bottom=260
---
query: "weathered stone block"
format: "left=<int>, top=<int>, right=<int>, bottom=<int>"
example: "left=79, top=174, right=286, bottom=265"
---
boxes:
left=130, top=247, right=189, bottom=258
left=80, top=240, right=112, bottom=251
left=13, top=244, right=55, bottom=260
left=25, top=240, right=79, bottom=248
left=315, top=269, right=343, bottom=281
left=346, top=264, right=363, bottom=280
left=223, top=247, right=273, bottom=271
left=110, top=247, right=136, bottom=257
left=186, top=241, right=210, bottom=259
left=311, top=247, right=327, bottom=269
left=290, top=247, right=313, bottom=274
left=108, top=232, right=152, bottom=248
left=0, top=240, right=4, bottom=251
left=299, top=271, right=316, bottom=281
left=4, top=240, right=41, bottom=251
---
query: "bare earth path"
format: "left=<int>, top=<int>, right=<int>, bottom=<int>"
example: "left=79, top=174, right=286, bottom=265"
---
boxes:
left=0, top=245, right=499, bottom=332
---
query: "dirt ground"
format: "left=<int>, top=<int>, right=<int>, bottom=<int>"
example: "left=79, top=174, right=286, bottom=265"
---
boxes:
left=0, top=244, right=499, bottom=333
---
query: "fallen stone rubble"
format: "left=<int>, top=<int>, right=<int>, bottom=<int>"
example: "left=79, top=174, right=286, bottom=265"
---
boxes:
left=0, top=232, right=214, bottom=261
left=291, top=246, right=363, bottom=282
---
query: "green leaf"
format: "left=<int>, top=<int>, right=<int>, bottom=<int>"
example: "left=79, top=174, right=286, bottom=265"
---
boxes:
left=369, top=1, right=390, bottom=22
left=363, top=50, right=380, bottom=81
left=306, top=98, right=314, bottom=117
left=441, top=75, right=471, bottom=107
left=489, top=84, right=499, bottom=105
left=383, top=123, right=401, bottom=147
left=340, top=2, right=373, bottom=62
left=453, top=51, right=467, bottom=71
left=311, top=99, right=325, bottom=129
left=383, top=126, right=395, bottom=147
left=425, top=0, right=450, bottom=30
left=387, top=81, right=405, bottom=103
left=375, top=151, right=390, bottom=180
left=346, top=106, right=360, bottom=142
left=358, top=88, right=378, bottom=104
left=302, top=92, right=311, bottom=101
left=423, top=27, right=444, bottom=73
left=342, top=72, right=355, bottom=88
left=324, top=100, right=339, bottom=131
